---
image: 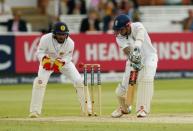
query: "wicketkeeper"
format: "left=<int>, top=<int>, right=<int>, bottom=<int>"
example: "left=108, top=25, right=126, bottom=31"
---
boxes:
left=29, top=22, right=92, bottom=118
left=111, top=14, right=158, bottom=118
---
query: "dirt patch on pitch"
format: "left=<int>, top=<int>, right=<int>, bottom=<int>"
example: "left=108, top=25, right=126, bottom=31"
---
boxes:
left=1, top=114, right=193, bottom=124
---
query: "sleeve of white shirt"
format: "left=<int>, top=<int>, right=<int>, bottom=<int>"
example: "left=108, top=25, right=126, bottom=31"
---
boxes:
left=61, top=38, right=74, bottom=64
left=36, top=35, right=48, bottom=62
left=133, top=23, right=145, bottom=49
left=116, top=37, right=129, bottom=50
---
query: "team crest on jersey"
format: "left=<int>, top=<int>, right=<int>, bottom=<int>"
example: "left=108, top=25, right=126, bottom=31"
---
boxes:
left=59, top=52, right=64, bottom=56
left=60, top=25, right=65, bottom=31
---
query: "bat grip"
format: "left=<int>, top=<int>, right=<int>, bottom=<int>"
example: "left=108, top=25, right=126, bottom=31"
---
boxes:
left=129, top=70, right=138, bottom=85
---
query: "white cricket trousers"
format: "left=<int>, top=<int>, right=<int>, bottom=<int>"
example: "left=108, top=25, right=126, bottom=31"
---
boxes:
left=117, top=54, right=158, bottom=113
left=29, top=62, right=90, bottom=115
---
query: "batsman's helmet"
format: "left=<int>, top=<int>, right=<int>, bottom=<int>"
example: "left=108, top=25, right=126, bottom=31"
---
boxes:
left=52, top=22, right=69, bottom=35
left=113, top=14, right=131, bottom=30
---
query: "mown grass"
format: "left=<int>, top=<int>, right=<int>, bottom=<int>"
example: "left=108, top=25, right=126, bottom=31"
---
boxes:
left=0, top=79, right=193, bottom=130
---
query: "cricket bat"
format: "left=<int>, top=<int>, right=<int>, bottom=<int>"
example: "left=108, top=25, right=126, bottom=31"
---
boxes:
left=126, top=67, right=138, bottom=107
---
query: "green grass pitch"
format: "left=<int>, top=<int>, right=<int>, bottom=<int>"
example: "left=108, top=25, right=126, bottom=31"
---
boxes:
left=0, top=79, right=193, bottom=131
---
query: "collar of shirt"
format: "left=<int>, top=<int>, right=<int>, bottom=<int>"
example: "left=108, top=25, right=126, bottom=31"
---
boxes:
left=52, top=38, right=66, bottom=53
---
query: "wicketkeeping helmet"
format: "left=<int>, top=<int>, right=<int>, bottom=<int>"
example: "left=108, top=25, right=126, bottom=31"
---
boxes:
left=113, top=14, right=131, bottom=30
left=53, top=22, right=69, bottom=35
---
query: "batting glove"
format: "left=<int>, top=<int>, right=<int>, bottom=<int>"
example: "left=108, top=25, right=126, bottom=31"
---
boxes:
left=129, top=47, right=142, bottom=64
left=42, top=56, right=52, bottom=70
left=130, top=62, right=144, bottom=71
left=52, top=58, right=65, bottom=73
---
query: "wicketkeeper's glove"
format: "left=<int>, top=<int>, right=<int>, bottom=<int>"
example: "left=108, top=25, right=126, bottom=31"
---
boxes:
left=42, top=56, right=52, bottom=70
left=52, top=59, right=65, bottom=73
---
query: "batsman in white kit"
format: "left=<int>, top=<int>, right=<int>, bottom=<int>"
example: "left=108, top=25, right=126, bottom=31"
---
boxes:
left=29, top=22, right=91, bottom=118
left=111, top=14, right=158, bottom=118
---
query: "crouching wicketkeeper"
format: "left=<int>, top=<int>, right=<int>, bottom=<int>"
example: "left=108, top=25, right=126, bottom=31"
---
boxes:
left=29, top=22, right=92, bottom=118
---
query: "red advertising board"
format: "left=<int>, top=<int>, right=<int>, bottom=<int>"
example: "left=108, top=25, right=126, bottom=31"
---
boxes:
left=151, top=33, right=193, bottom=71
left=15, top=35, right=41, bottom=73
left=70, top=34, right=127, bottom=72
left=14, top=33, right=193, bottom=73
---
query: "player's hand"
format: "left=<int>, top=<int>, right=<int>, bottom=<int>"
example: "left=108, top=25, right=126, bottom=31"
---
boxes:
left=42, top=56, right=52, bottom=70
left=52, top=58, right=65, bottom=73
left=129, top=47, right=141, bottom=64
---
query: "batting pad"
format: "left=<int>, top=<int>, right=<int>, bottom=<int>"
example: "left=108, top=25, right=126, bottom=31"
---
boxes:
left=136, top=66, right=156, bottom=113
left=76, top=86, right=92, bottom=114
left=30, top=77, right=47, bottom=114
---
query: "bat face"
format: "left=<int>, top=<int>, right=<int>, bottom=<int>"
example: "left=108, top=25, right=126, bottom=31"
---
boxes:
left=125, top=69, right=138, bottom=109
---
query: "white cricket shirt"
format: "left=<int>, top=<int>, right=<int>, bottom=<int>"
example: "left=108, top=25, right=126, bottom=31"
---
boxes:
left=36, top=33, right=74, bottom=64
left=116, top=22, right=157, bottom=63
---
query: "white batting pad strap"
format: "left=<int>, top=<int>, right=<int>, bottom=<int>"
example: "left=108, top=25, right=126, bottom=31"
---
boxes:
left=30, top=77, right=47, bottom=114
left=115, top=83, right=126, bottom=97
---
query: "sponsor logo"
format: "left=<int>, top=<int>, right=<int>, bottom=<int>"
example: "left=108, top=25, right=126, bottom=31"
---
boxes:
left=153, top=42, right=193, bottom=60
left=85, top=43, right=126, bottom=61
left=0, top=44, right=11, bottom=70
left=24, top=37, right=40, bottom=62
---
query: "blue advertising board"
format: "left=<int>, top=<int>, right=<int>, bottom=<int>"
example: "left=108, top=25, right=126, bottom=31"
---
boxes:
left=0, top=35, right=15, bottom=73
